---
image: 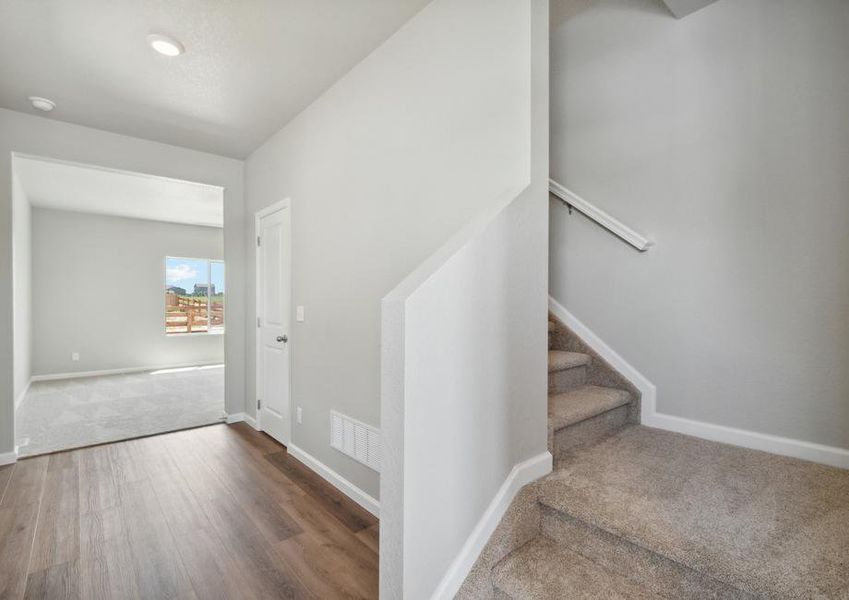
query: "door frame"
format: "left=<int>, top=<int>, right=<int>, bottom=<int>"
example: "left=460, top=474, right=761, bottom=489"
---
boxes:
left=254, top=198, right=292, bottom=444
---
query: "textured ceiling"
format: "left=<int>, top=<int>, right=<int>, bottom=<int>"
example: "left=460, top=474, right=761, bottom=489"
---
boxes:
left=0, top=0, right=431, bottom=158
left=14, top=155, right=224, bottom=227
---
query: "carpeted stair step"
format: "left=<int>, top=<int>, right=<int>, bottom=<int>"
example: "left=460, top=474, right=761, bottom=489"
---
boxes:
left=548, top=385, right=629, bottom=432
left=492, top=536, right=662, bottom=599
left=538, top=426, right=849, bottom=599
left=548, top=350, right=590, bottom=373
left=539, top=504, right=751, bottom=599
left=548, top=385, right=631, bottom=458
left=548, top=350, right=590, bottom=393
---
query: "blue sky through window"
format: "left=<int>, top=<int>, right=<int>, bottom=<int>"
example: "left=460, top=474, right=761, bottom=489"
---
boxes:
left=165, top=257, right=225, bottom=293
left=211, top=261, right=225, bottom=293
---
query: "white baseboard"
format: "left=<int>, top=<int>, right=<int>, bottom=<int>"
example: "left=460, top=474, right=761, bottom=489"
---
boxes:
left=646, top=412, right=849, bottom=470
left=432, top=450, right=553, bottom=600
left=287, top=443, right=380, bottom=518
left=14, top=380, right=31, bottom=410
left=31, top=361, right=224, bottom=382
left=225, top=412, right=258, bottom=430
left=0, top=450, right=18, bottom=466
left=548, top=295, right=849, bottom=470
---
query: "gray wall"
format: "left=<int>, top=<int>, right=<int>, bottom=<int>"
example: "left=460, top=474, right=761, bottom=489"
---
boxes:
left=11, top=170, right=31, bottom=405
left=550, top=0, right=849, bottom=448
left=0, top=107, right=245, bottom=456
left=245, top=0, right=540, bottom=500
left=31, top=208, right=223, bottom=376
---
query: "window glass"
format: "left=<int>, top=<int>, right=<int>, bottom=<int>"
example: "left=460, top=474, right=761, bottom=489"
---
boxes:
left=165, top=257, right=224, bottom=334
left=210, top=261, right=225, bottom=331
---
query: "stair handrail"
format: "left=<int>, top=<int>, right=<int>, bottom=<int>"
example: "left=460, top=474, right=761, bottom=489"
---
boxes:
left=549, top=179, right=653, bottom=252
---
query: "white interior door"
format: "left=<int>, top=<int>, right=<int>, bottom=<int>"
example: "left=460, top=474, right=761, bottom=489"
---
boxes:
left=256, top=201, right=291, bottom=445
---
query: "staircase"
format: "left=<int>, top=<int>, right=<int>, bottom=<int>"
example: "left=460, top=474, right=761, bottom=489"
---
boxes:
left=458, top=315, right=849, bottom=599
left=545, top=316, right=638, bottom=461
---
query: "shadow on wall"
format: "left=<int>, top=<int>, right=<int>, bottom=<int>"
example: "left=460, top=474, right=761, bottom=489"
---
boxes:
left=550, top=0, right=670, bottom=29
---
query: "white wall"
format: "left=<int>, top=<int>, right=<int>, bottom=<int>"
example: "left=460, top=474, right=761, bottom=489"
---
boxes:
left=382, top=188, right=550, bottom=599
left=382, top=0, right=548, bottom=596
left=550, top=0, right=849, bottom=450
left=0, top=107, right=244, bottom=457
left=11, top=169, right=31, bottom=406
left=244, top=0, right=538, bottom=501
left=30, top=208, right=223, bottom=376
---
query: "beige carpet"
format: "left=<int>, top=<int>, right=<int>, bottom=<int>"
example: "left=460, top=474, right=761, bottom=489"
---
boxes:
left=539, top=426, right=849, bottom=599
left=16, top=365, right=225, bottom=456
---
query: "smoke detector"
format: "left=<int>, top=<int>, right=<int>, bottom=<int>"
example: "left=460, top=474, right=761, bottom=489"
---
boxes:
left=28, top=96, right=56, bottom=112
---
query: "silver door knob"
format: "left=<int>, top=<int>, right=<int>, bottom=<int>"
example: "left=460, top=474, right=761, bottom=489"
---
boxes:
left=277, top=335, right=288, bottom=343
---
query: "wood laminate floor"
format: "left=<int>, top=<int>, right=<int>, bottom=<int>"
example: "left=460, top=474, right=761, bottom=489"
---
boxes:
left=0, top=422, right=379, bottom=599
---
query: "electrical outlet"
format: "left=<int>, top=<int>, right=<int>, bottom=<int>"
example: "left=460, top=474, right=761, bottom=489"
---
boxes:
left=71, top=352, right=80, bottom=361
left=296, top=406, right=303, bottom=424
left=296, top=305, right=305, bottom=322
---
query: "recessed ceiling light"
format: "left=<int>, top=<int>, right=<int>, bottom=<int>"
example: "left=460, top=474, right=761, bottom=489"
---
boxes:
left=147, top=33, right=185, bottom=57
left=28, top=96, right=56, bottom=112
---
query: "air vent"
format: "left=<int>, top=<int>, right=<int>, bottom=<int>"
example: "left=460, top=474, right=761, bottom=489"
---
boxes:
left=330, top=410, right=380, bottom=472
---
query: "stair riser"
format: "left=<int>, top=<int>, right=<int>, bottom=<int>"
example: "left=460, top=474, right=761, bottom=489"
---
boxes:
left=540, top=506, right=752, bottom=600
left=552, top=404, right=628, bottom=461
left=455, top=485, right=543, bottom=600
left=493, top=588, right=512, bottom=600
left=548, top=365, right=587, bottom=394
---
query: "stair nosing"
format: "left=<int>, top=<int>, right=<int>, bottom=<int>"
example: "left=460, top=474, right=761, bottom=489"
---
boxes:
left=537, top=502, right=751, bottom=599
left=492, top=535, right=662, bottom=599
left=537, top=478, right=760, bottom=598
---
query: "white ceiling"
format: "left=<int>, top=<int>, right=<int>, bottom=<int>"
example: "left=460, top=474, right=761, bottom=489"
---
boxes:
left=550, top=0, right=716, bottom=26
left=13, top=155, right=224, bottom=228
left=0, top=0, right=431, bottom=158
left=661, top=0, right=720, bottom=18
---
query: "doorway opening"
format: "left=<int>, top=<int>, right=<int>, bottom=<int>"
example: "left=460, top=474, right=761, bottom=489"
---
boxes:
left=12, top=153, right=227, bottom=456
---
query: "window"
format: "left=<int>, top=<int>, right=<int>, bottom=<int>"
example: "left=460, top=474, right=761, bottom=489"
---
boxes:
left=165, top=257, right=225, bottom=334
